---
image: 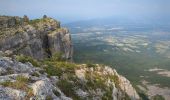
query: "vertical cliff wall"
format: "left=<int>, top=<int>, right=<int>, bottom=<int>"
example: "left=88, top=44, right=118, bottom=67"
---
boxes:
left=0, top=16, right=73, bottom=61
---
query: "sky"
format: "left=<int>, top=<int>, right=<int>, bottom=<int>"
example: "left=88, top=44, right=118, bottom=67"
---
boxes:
left=0, top=0, right=170, bottom=23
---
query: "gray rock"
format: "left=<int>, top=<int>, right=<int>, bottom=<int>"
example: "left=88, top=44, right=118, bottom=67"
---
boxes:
left=0, top=16, right=73, bottom=61
left=118, top=75, right=140, bottom=100
left=76, top=89, right=88, bottom=98
left=0, top=54, right=140, bottom=100
left=0, top=86, right=26, bottom=100
left=0, top=16, right=20, bottom=28
left=0, top=56, right=72, bottom=100
left=31, top=78, right=56, bottom=99
left=48, top=29, right=73, bottom=60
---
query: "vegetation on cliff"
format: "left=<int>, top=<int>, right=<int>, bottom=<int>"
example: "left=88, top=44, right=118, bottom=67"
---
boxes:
left=0, top=15, right=139, bottom=100
left=12, top=54, right=139, bottom=100
left=0, top=15, right=73, bottom=61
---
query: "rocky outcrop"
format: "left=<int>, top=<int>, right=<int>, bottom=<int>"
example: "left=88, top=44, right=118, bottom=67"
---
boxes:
left=0, top=55, right=140, bottom=100
left=75, top=65, right=140, bottom=100
left=0, top=56, right=72, bottom=100
left=0, top=16, right=20, bottom=28
left=0, top=15, right=140, bottom=100
left=0, top=15, right=73, bottom=61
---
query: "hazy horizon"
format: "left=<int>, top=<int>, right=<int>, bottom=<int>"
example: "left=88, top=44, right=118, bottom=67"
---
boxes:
left=1, top=0, right=170, bottom=23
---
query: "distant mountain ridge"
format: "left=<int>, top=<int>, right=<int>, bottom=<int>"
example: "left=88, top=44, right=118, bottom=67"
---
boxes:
left=65, top=16, right=170, bottom=28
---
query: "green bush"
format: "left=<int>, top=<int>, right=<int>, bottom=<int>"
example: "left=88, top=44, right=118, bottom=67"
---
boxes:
left=44, top=64, right=60, bottom=76
left=86, top=63, right=97, bottom=68
left=16, top=55, right=40, bottom=67
left=0, top=80, right=12, bottom=87
left=0, top=75, right=33, bottom=98
left=48, top=52, right=66, bottom=62
left=44, top=61, right=76, bottom=77
left=102, top=90, right=113, bottom=100
left=111, top=75, right=120, bottom=88
left=57, top=79, right=80, bottom=100
left=0, top=75, right=29, bottom=90
left=152, top=95, right=165, bottom=100
left=29, top=19, right=41, bottom=25
left=46, top=95, right=53, bottom=100
left=85, top=71, right=115, bottom=99
left=16, top=75, right=29, bottom=83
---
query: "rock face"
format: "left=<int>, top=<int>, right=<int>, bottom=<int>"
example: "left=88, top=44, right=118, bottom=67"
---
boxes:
left=0, top=56, right=72, bottom=100
left=0, top=15, right=140, bottom=100
left=0, top=55, right=140, bottom=100
left=74, top=65, right=140, bottom=100
left=0, top=15, right=73, bottom=61
left=0, top=16, right=20, bottom=28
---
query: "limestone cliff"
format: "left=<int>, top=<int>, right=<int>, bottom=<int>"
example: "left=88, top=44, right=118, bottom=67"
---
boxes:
left=0, top=54, right=140, bottom=100
left=0, top=15, right=73, bottom=61
left=0, top=15, right=140, bottom=100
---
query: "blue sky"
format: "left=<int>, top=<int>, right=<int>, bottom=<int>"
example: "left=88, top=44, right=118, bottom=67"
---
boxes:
left=0, top=0, right=170, bottom=23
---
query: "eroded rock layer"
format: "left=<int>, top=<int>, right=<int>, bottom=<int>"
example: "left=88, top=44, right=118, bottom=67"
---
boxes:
left=0, top=16, right=73, bottom=61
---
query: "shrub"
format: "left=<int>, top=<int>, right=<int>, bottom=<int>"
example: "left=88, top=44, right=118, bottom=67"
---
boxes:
left=16, top=55, right=40, bottom=67
left=44, top=64, right=60, bottom=76
left=86, top=63, right=97, bottom=68
left=0, top=75, right=29, bottom=89
left=0, top=75, right=34, bottom=99
left=85, top=71, right=114, bottom=99
left=23, top=15, right=29, bottom=22
left=152, top=95, right=165, bottom=100
left=46, top=95, right=53, bottom=100
left=0, top=80, right=12, bottom=87
left=16, top=75, right=29, bottom=83
left=29, top=19, right=41, bottom=25
left=43, top=15, right=47, bottom=19
left=57, top=79, right=80, bottom=100
left=50, top=52, right=65, bottom=62
left=102, top=90, right=113, bottom=100
left=111, top=75, right=120, bottom=88
left=1, top=77, right=26, bottom=89
left=85, top=72, right=106, bottom=90
left=25, top=88, right=34, bottom=99
left=44, top=61, right=76, bottom=77
left=0, top=75, right=31, bottom=90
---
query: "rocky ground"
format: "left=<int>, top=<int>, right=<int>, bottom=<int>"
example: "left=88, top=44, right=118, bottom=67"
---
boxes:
left=0, top=53, right=139, bottom=100
left=0, top=55, right=70, bottom=100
